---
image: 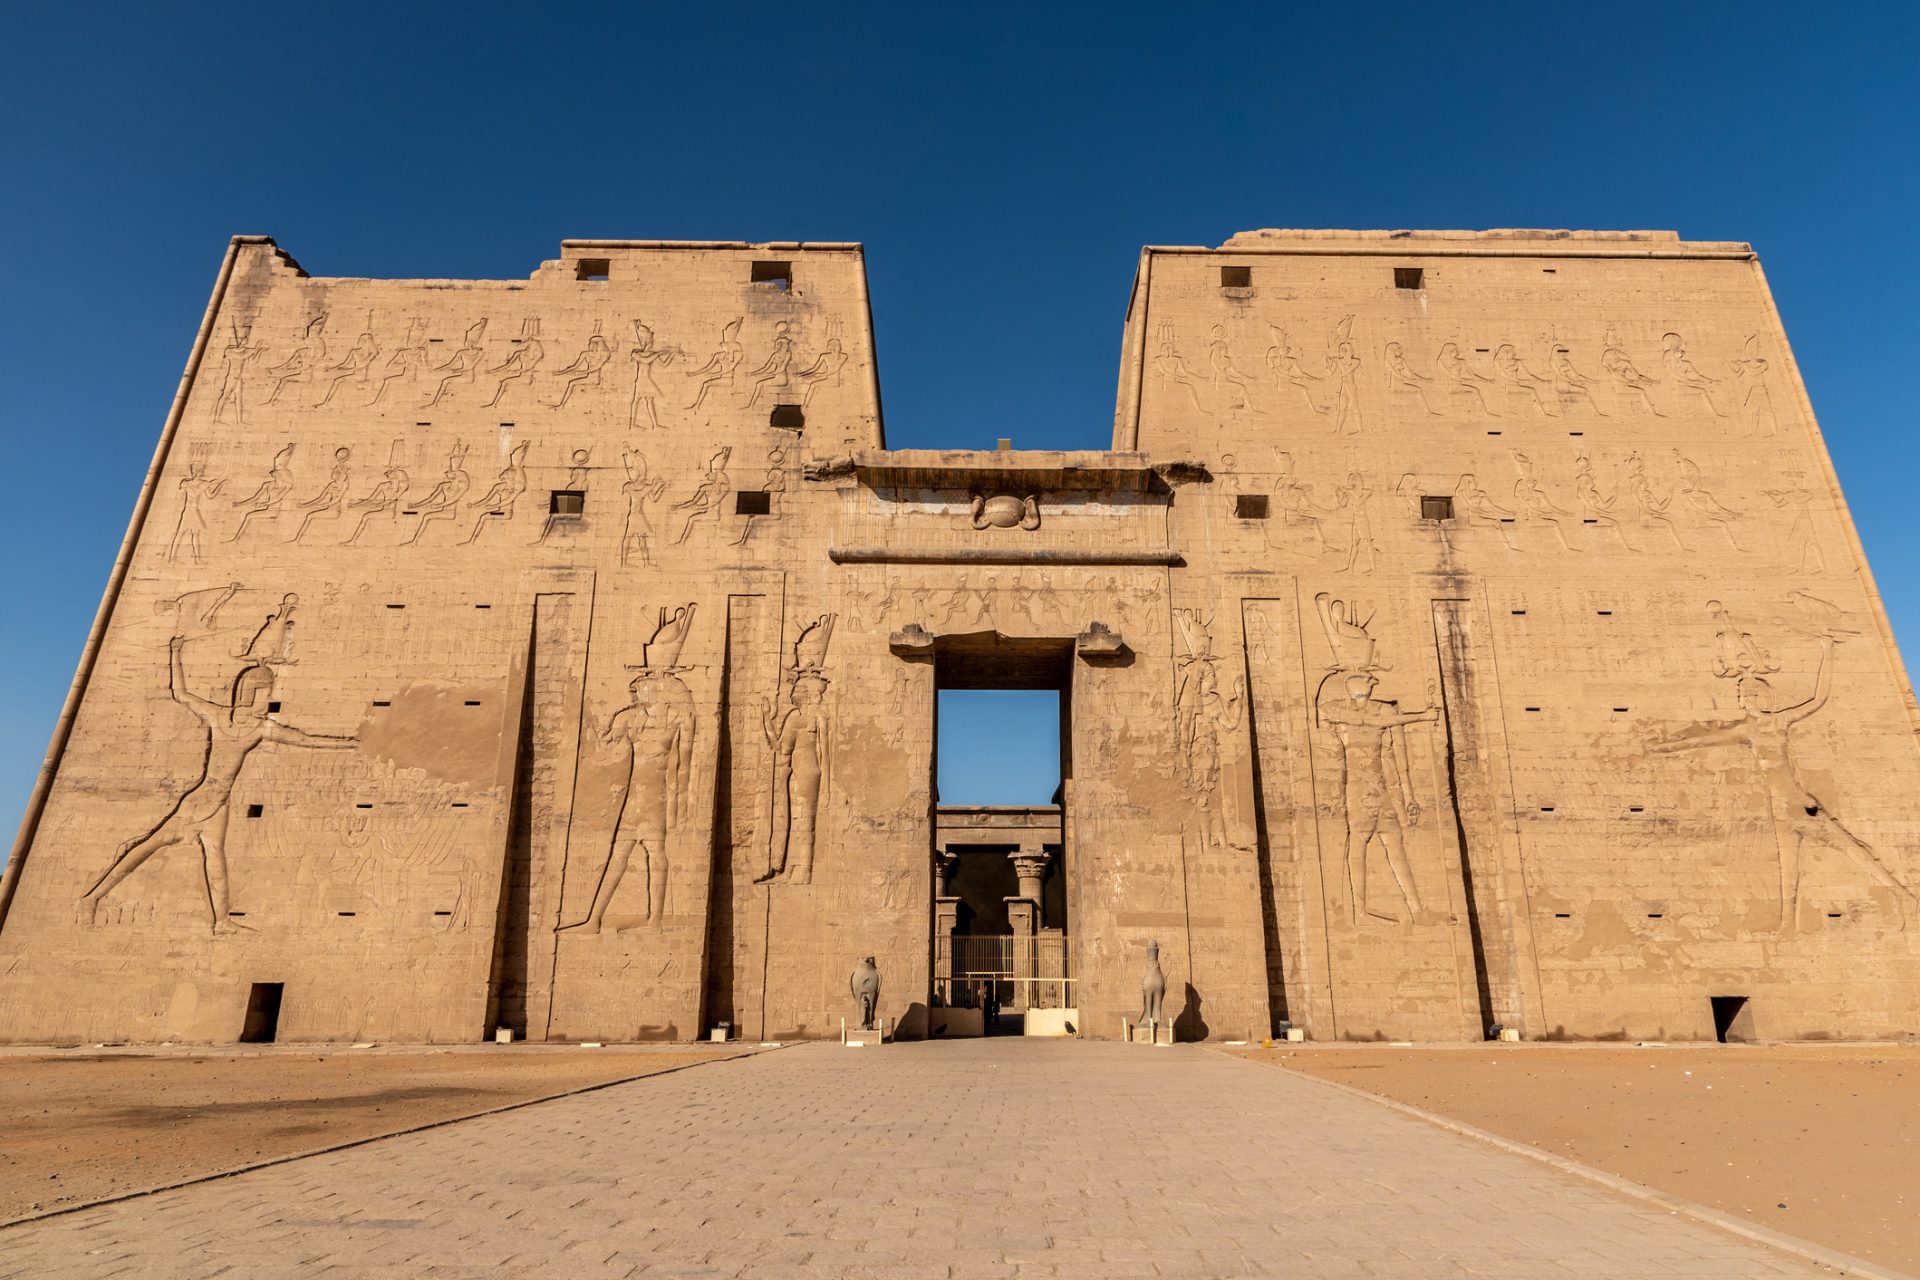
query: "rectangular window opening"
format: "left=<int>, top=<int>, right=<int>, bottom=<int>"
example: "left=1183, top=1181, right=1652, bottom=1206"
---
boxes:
left=354, top=803, right=373, bottom=810
left=372, top=700, right=391, bottom=708
left=239, top=982, right=284, bottom=1044
left=1647, top=913, right=1664, bottom=919
left=1420, top=495, right=1454, bottom=521
left=246, top=804, right=264, bottom=818
left=1713, top=995, right=1756, bottom=1045
left=1394, top=267, right=1424, bottom=290
left=1554, top=912, right=1571, bottom=919
left=464, top=700, right=482, bottom=707
left=386, top=603, right=406, bottom=610
left=736, top=490, right=772, bottom=516
left=266, top=701, right=281, bottom=714
left=474, top=604, right=492, bottom=610
left=549, top=490, right=585, bottom=516
left=1486, top=430, right=1503, bottom=436
left=337, top=911, right=357, bottom=918
left=451, top=801, right=469, bottom=808
left=1524, top=706, right=1541, bottom=712
left=414, top=421, right=431, bottom=427
left=1613, top=706, right=1630, bottom=713
left=1511, top=609, right=1528, bottom=616
left=750, top=260, right=792, bottom=289
left=1220, top=264, right=1252, bottom=289
left=1827, top=912, right=1843, bottom=919
left=769, top=404, right=805, bottom=431
left=434, top=910, right=453, bottom=917
left=1629, top=805, right=1645, bottom=813
left=574, top=258, right=611, bottom=282
left=1597, top=610, right=1613, bottom=616
left=1542, top=268, right=1558, bottom=274
left=1539, top=806, right=1555, bottom=813
left=1234, top=494, right=1270, bottom=520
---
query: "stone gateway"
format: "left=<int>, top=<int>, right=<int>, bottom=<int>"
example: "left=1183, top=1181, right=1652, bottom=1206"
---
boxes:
left=2, top=229, right=1916, bottom=1045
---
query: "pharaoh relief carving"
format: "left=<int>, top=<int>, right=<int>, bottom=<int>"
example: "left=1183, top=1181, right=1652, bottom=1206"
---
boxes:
left=343, top=442, right=410, bottom=546
left=484, top=318, right=544, bottom=408
left=289, top=447, right=352, bottom=544
left=618, top=446, right=669, bottom=567
left=793, top=318, right=850, bottom=406
left=1173, top=609, right=1244, bottom=849
left=1649, top=598, right=1916, bottom=929
left=1602, top=328, right=1663, bottom=416
left=743, top=321, right=796, bottom=407
left=422, top=319, right=489, bottom=408
left=81, top=587, right=356, bottom=932
left=228, top=444, right=296, bottom=543
left=1265, top=327, right=1326, bottom=419
left=315, top=316, right=379, bottom=407
left=627, top=320, right=679, bottom=428
left=1312, top=593, right=1438, bottom=925
left=1661, top=331, right=1727, bottom=418
left=671, top=447, right=733, bottom=545
left=559, top=605, right=698, bottom=934
left=548, top=322, right=614, bottom=408
left=1765, top=486, right=1825, bottom=574
left=970, top=493, right=1041, bottom=531
left=405, top=442, right=472, bottom=546
left=369, top=317, right=429, bottom=406
left=211, top=320, right=265, bottom=425
left=685, top=318, right=744, bottom=411
left=264, top=314, right=327, bottom=406
left=1728, top=335, right=1779, bottom=436
left=461, top=443, right=530, bottom=546
left=756, top=614, right=836, bottom=886
left=167, top=444, right=226, bottom=566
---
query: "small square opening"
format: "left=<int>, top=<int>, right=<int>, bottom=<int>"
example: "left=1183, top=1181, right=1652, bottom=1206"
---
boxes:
left=1220, top=265, right=1252, bottom=289
left=245, top=803, right=264, bottom=818
left=240, top=982, right=284, bottom=1043
left=266, top=701, right=281, bottom=714
left=1394, top=267, right=1424, bottom=290
left=751, top=260, right=792, bottom=289
left=769, top=404, right=805, bottom=431
left=1420, top=495, right=1454, bottom=521
left=1710, top=995, right=1754, bottom=1044
left=735, top=490, right=772, bottom=516
left=575, top=258, right=611, bottom=282
left=1233, top=494, right=1270, bottom=519
left=549, top=490, right=585, bottom=516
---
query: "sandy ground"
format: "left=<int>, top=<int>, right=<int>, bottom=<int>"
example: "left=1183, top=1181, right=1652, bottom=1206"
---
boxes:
left=1238, top=1043, right=1920, bottom=1274
left=0, top=1044, right=746, bottom=1221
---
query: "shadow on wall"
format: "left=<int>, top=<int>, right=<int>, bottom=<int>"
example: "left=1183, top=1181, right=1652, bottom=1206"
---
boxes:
left=1174, top=982, right=1208, bottom=1042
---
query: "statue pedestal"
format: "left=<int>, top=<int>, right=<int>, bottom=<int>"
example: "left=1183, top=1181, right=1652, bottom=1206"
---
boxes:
left=842, top=1017, right=890, bottom=1046
left=1122, top=1017, right=1174, bottom=1045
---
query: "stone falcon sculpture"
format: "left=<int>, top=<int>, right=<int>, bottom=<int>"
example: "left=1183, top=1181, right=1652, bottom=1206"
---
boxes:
left=850, top=956, right=881, bottom=1031
left=1140, top=939, right=1167, bottom=1026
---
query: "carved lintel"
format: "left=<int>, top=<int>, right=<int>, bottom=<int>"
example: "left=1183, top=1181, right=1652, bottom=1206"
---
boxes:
left=833, top=546, right=1182, bottom=566
left=802, top=454, right=857, bottom=482
left=889, top=623, right=934, bottom=656
left=1076, top=621, right=1127, bottom=659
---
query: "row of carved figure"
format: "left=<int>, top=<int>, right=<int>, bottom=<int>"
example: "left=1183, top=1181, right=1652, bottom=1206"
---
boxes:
left=208, top=313, right=851, bottom=426
left=1249, top=446, right=1826, bottom=572
left=166, top=438, right=793, bottom=564
left=1155, top=318, right=1783, bottom=433
left=76, top=591, right=841, bottom=937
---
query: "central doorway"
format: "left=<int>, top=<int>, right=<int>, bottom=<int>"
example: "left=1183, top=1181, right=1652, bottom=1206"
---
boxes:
left=930, top=633, right=1073, bottom=1035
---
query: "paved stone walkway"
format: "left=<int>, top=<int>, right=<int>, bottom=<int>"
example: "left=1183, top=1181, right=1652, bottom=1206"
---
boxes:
left=0, top=1040, right=1841, bottom=1278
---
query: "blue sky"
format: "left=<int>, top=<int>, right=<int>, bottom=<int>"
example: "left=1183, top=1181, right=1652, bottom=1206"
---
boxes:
left=1, top=1, right=1915, bottom=825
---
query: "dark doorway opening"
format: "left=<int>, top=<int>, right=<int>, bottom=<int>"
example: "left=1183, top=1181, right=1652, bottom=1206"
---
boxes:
left=1711, top=995, right=1754, bottom=1043
left=240, top=982, right=284, bottom=1043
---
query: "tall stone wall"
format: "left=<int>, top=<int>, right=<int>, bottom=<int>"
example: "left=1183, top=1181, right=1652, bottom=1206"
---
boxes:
left=1, top=228, right=1914, bottom=1046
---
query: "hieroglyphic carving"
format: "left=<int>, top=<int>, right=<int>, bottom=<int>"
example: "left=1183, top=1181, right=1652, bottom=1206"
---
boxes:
left=315, top=316, right=379, bottom=407
left=744, top=321, right=795, bottom=407
left=1671, top=450, right=1743, bottom=549
left=1510, top=452, right=1581, bottom=552
left=1602, top=328, right=1663, bottom=417
left=369, top=317, right=429, bottom=406
left=264, top=314, right=327, bottom=406
left=461, top=442, right=529, bottom=545
left=80, top=590, right=356, bottom=932
left=1625, top=450, right=1688, bottom=550
left=558, top=605, right=697, bottom=933
left=1312, top=593, right=1436, bottom=924
left=1572, top=453, right=1635, bottom=550
left=1326, top=317, right=1362, bottom=435
left=1268, top=451, right=1326, bottom=551
left=536, top=448, right=592, bottom=545
left=685, top=318, right=743, bottom=411
left=1728, top=335, right=1779, bottom=436
left=670, top=447, right=732, bottom=545
left=211, top=320, right=265, bottom=425
left=1651, top=600, right=1915, bottom=928
left=732, top=443, right=787, bottom=547
left=1765, top=486, right=1825, bottom=574
left=404, top=442, right=471, bottom=545
left=422, top=319, right=489, bottom=408
left=1265, top=327, right=1326, bottom=417
left=290, top=447, right=352, bottom=543
left=1152, top=321, right=1206, bottom=411
left=167, top=444, right=226, bottom=565
left=1454, top=473, right=1517, bottom=549
left=618, top=446, right=668, bottom=567
left=1331, top=473, right=1377, bottom=574
left=1661, top=331, right=1726, bottom=417
left=756, top=614, right=836, bottom=885
left=1207, top=324, right=1252, bottom=416
left=1492, top=343, right=1556, bottom=417
left=627, top=320, right=678, bottom=428
left=343, top=442, right=409, bottom=546
left=1173, top=608, right=1244, bottom=848
left=548, top=322, right=614, bottom=408
left=1547, top=342, right=1607, bottom=416
left=1383, top=342, right=1439, bottom=416
left=794, top=319, right=850, bottom=407
left=228, top=444, right=295, bottom=543
left=1435, top=342, right=1495, bottom=415
left=484, top=318, right=544, bottom=408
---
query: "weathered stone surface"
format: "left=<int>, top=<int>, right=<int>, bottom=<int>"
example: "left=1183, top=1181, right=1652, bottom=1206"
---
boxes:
left=1, top=228, right=1915, bottom=1045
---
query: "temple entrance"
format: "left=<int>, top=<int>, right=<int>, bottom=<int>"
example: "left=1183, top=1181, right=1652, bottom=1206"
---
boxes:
left=928, top=634, right=1075, bottom=1036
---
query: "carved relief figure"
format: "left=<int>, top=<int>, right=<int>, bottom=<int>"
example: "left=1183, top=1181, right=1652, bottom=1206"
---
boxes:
left=264, top=314, right=328, bottom=406
left=1651, top=603, right=1916, bottom=928
left=1573, top=453, right=1635, bottom=550
left=1332, top=472, right=1378, bottom=574
left=289, top=447, right=352, bottom=543
left=167, top=447, right=226, bottom=565
left=81, top=605, right=356, bottom=931
left=404, top=442, right=472, bottom=545
left=315, top=318, right=379, bottom=407
left=1313, top=593, right=1436, bottom=923
left=1267, top=451, right=1326, bottom=551
left=744, top=321, right=796, bottom=407
left=793, top=321, right=850, bottom=407
left=461, top=442, right=529, bottom=545
left=228, top=444, right=295, bottom=542
left=1327, top=328, right=1363, bottom=435
left=536, top=448, right=592, bottom=545
left=1624, top=451, right=1688, bottom=550
left=670, top=447, right=733, bottom=545
left=1672, top=451, right=1743, bottom=549
left=1173, top=609, right=1244, bottom=849
left=1728, top=334, right=1779, bottom=436
left=1383, top=342, right=1439, bottom=416
left=1207, top=324, right=1252, bottom=415
left=1661, top=331, right=1725, bottom=417
left=1152, top=321, right=1205, bottom=412
left=685, top=317, right=744, bottom=411
left=1492, top=343, right=1556, bottom=416
left=548, top=322, right=614, bottom=408
left=343, top=443, right=411, bottom=546
left=757, top=614, right=836, bottom=885
left=369, top=317, right=429, bottom=406
left=211, top=320, right=264, bottom=425
left=1765, top=486, right=1825, bottom=574
left=1601, top=329, right=1663, bottom=416
left=484, top=318, right=544, bottom=408
left=618, top=446, right=668, bottom=567
left=1511, top=451, right=1582, bottom=552
left=732, top=444, right=787, bottom=547
left=1454, top=473, right=1517, bottom=549
left=627, top=320, right=677, bottom=428
left=559, top=605, right=698, bottom=933
left=1264, top=327, right=1325, bottom=417
left=422, top=319, right=489, bottom=407
left=1435, top=342, right=1495, bottom=415
left=1548, top=345, right=1607, bottom=416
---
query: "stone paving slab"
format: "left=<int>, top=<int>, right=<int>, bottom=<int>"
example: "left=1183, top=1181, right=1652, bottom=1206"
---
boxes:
left=0, top=1040, right=1852, bottom=1278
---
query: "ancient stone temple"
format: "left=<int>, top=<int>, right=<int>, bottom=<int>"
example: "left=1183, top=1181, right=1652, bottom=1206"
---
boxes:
left=3, top=228, right=1917, bottom=1046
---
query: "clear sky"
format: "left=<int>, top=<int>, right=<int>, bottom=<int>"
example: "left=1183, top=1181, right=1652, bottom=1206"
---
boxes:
left=1, top=1, right=1915, bottom=828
